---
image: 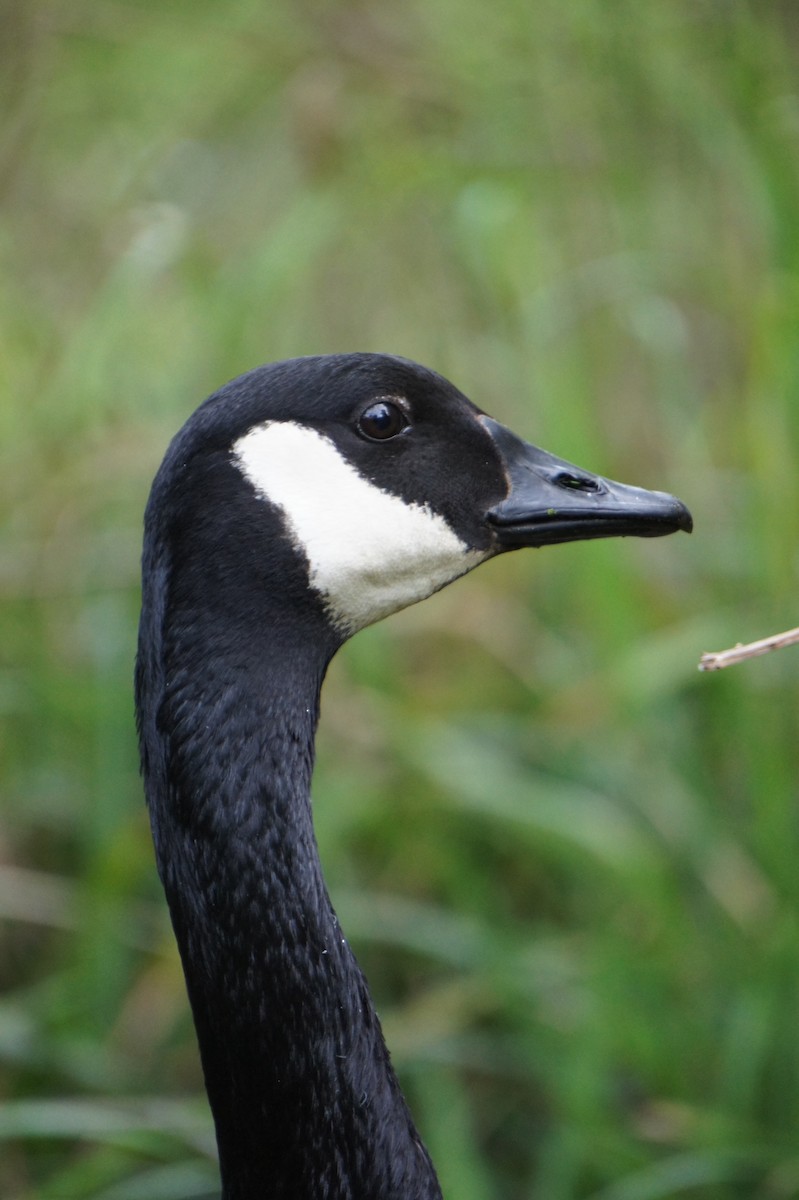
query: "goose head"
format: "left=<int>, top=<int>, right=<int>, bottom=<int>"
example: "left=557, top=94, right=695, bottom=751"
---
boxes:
left=147, top=352, right=691, bottom=651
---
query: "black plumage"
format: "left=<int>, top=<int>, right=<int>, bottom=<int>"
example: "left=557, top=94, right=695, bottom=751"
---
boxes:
left=136, top=354, right=691, bottom=1199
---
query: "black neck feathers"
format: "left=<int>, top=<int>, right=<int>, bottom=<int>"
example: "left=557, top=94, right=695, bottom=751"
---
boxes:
left=136, top=470, right=442, bottom=1199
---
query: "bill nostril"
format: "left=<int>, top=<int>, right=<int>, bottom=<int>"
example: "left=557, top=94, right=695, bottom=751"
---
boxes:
left=553, top=471, right=600, bottom=493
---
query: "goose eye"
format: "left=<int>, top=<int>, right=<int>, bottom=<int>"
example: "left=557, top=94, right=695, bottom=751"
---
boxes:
left=357, top=401, right=408, bottom=441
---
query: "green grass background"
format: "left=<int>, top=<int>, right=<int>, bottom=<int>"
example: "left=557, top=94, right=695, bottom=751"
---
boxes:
left=3, top=1, right=799, bottom=1196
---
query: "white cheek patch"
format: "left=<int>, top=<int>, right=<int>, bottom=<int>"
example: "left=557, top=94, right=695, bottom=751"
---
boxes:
left=232, top=421, right=489, bottom=633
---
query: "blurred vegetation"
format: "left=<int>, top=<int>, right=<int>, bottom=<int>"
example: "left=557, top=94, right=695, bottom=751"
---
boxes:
left=2, top=0, right=799, bottom=1196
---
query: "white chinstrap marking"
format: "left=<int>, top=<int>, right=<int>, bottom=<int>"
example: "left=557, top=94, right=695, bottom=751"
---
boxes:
left=233, top=421, right=489, bottom=633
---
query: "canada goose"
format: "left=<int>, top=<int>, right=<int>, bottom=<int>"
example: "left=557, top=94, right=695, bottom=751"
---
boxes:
left=135, top=353, right=691, bottom=1200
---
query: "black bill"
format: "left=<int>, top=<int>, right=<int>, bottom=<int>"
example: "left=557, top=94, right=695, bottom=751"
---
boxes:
left=483, top=417, right=693, bottom=548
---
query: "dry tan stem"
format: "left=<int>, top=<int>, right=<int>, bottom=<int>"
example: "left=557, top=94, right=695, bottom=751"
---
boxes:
left=698, top=626, right=799, bottom=671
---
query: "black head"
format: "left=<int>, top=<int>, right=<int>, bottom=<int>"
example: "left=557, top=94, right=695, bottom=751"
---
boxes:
left=143, top=352, right=691, bottom=646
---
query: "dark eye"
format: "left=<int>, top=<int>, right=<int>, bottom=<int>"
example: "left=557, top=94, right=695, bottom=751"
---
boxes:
left=357, top=401, right=409, bottom=441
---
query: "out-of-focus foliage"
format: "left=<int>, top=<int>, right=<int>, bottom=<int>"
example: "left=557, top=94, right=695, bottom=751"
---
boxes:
left=2, top=1, right=799, bottom=1196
